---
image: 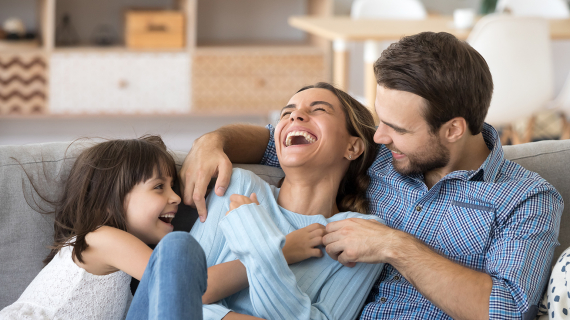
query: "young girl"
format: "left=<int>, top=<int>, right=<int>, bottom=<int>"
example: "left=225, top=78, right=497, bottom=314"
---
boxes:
left=0, top=135, right=206, bottom=320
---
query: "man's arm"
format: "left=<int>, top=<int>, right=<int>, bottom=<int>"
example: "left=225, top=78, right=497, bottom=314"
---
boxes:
left=324, top=183, right=562, bottom=320
left=180, top=124, right=269, bottom=221
left=323, top=218, right=492, bottom=320
left=384, top=229, right=492, bottom=319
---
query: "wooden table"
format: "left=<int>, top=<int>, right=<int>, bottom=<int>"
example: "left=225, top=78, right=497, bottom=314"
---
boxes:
left=289, top=15, right=570, bottom=113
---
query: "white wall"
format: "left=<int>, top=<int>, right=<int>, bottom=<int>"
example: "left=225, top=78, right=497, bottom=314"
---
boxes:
left=0, top=0, right=37, bottom=33
left=197, top=0, right=306, bottom=43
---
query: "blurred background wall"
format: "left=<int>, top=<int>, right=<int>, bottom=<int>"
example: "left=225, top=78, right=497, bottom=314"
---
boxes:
left=1, top=0, right=569, bottom=151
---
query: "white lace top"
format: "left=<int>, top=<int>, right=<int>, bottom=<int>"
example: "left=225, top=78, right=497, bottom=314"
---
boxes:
left=0, top=244, right=132, bottom=320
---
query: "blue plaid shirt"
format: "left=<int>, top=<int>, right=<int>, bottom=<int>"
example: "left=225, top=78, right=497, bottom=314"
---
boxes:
left=260, top=123, right=563, bottom=319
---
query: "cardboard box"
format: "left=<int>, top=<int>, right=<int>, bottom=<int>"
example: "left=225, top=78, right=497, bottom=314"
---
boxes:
left=125, top=11, right=185, bottom=49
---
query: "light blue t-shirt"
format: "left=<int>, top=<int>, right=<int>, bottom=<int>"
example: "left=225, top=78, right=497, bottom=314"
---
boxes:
left=190, top=168, right=385, bottom=320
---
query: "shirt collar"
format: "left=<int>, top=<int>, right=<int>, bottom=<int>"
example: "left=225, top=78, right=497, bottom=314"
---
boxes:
left=452, top=122, right=504, bottom=182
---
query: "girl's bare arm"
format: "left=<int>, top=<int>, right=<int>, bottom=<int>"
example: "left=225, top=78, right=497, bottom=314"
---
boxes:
left=78, top=226, right=152, bottom=280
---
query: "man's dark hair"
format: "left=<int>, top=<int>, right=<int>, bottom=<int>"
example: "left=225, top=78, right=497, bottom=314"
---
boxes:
left=374, top=32, right=493, bottom=135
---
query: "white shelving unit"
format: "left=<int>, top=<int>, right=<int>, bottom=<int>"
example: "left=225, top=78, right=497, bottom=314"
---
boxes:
left=0, top=0, right=332, bottom=116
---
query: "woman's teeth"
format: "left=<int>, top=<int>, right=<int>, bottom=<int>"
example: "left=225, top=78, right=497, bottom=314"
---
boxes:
left=285, top=131, right=316, bottom=147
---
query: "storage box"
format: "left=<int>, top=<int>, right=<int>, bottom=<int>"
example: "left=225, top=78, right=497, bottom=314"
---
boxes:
left=125, top=11, right=185, bottom=49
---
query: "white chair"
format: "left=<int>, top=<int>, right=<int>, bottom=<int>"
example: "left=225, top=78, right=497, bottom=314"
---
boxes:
left=351, top=0, right=427, bottom=20
left=351, top=0, right=427, bottom=62
left=496, top=0, right=570, bottom=19
left=345, top=0, right=427, bottom=115
left=493, top=0, right=569, bottom=142
left=468, top=15, right=554, bottom=144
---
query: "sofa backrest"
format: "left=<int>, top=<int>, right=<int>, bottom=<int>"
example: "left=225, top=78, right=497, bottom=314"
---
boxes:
left=0, top=139, right=568, bottom=310
left=503, top=140, right=570, bottom=263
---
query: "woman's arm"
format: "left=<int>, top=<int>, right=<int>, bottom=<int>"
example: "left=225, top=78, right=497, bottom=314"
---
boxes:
left=204, top=223, right=327, bottom=304
left=193, top=169, right=271, bottom=320
left=219, top=204, right=384, bottom=320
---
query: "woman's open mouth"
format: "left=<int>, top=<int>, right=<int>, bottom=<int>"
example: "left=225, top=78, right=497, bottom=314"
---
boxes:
left=285, top=131, right=317, bottom=147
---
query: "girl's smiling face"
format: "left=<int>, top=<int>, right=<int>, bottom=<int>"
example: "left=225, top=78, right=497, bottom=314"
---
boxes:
left=275, top=88, right=354, bottom=170
left=123, top=173, right=180, bottom=245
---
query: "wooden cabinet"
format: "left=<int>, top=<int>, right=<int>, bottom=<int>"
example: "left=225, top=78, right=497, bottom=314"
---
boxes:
left=125, top=11, right=186, bottom=49
left=50, top=52, right=190, bottom=114
left=0, top=0, right=332, bottom=117
left=192, top=47, right=326, bottom=113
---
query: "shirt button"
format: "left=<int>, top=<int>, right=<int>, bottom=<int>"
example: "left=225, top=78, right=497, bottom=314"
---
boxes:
left=394, top=275, right=400, bottom=281
left=416, top=205, right=422, bottom=212
left=380, top=297, right=387, bottom=303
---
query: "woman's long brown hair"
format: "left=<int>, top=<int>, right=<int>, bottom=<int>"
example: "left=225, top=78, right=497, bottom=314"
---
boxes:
left=296, top=82, right=377, bottom=214
left=35, top=135, right=177, bottom=264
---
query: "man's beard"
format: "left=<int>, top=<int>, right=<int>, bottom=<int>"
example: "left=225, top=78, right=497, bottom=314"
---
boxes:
left=390, top=136, right=450, bottom=176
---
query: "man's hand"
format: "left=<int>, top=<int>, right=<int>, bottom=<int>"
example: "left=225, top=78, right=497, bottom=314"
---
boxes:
left=323, top=218, right=401, bottom=267
left=179, top=124, right=271, bottom=222
left=226, top=193, right=259, bottom=215
left=180, top=133, right=233, bottom=222
left=283, top=223, right=326, bottom=265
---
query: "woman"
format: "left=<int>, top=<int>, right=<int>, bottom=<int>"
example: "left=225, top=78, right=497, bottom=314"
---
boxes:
left=191, top=82, right=385, bottom=320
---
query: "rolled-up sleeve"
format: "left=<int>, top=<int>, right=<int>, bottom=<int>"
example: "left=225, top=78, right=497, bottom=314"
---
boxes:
left=486, top=184, right=563, bottom=319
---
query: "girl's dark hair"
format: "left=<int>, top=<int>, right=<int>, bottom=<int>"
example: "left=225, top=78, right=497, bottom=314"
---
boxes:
left=297, top=82, right=377, bottom=214
left=40, top=135, right=177, bottom=264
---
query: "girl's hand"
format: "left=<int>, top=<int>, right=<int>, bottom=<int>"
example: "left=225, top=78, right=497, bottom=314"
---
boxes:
left=283, top=223, right=326, bottom=265
left=226, top=193, right=259, bottom=215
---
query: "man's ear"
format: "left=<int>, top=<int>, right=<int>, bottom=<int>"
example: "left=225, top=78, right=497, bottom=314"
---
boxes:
left=441, top=117, right=467, bottom=143
left=345, top=137, right=365, bottom=160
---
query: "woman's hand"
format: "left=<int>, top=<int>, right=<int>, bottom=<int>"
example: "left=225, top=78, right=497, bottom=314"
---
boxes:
left=226, top=193, right=259, bottom=215
left=283, top=223, right=326, bottom=265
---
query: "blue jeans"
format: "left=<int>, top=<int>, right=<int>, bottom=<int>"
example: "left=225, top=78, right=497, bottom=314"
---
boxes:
left=126, top=232, right=207, bottom=320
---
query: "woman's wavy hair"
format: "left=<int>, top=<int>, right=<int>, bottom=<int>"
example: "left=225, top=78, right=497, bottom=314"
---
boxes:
left=296, top=82, right=377, bottom=214
left=35, top=135, right=177, bottom=264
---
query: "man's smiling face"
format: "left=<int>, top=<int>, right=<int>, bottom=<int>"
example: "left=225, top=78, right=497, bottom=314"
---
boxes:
left=373, top=85, right=450, bottom=176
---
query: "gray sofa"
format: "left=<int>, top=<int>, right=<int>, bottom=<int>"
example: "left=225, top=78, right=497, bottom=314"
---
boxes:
left=1, top=140, right=569, bottom=310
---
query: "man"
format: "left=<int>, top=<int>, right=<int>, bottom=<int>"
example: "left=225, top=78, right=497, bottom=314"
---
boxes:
left=180, top=32, right=562, bottom=319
